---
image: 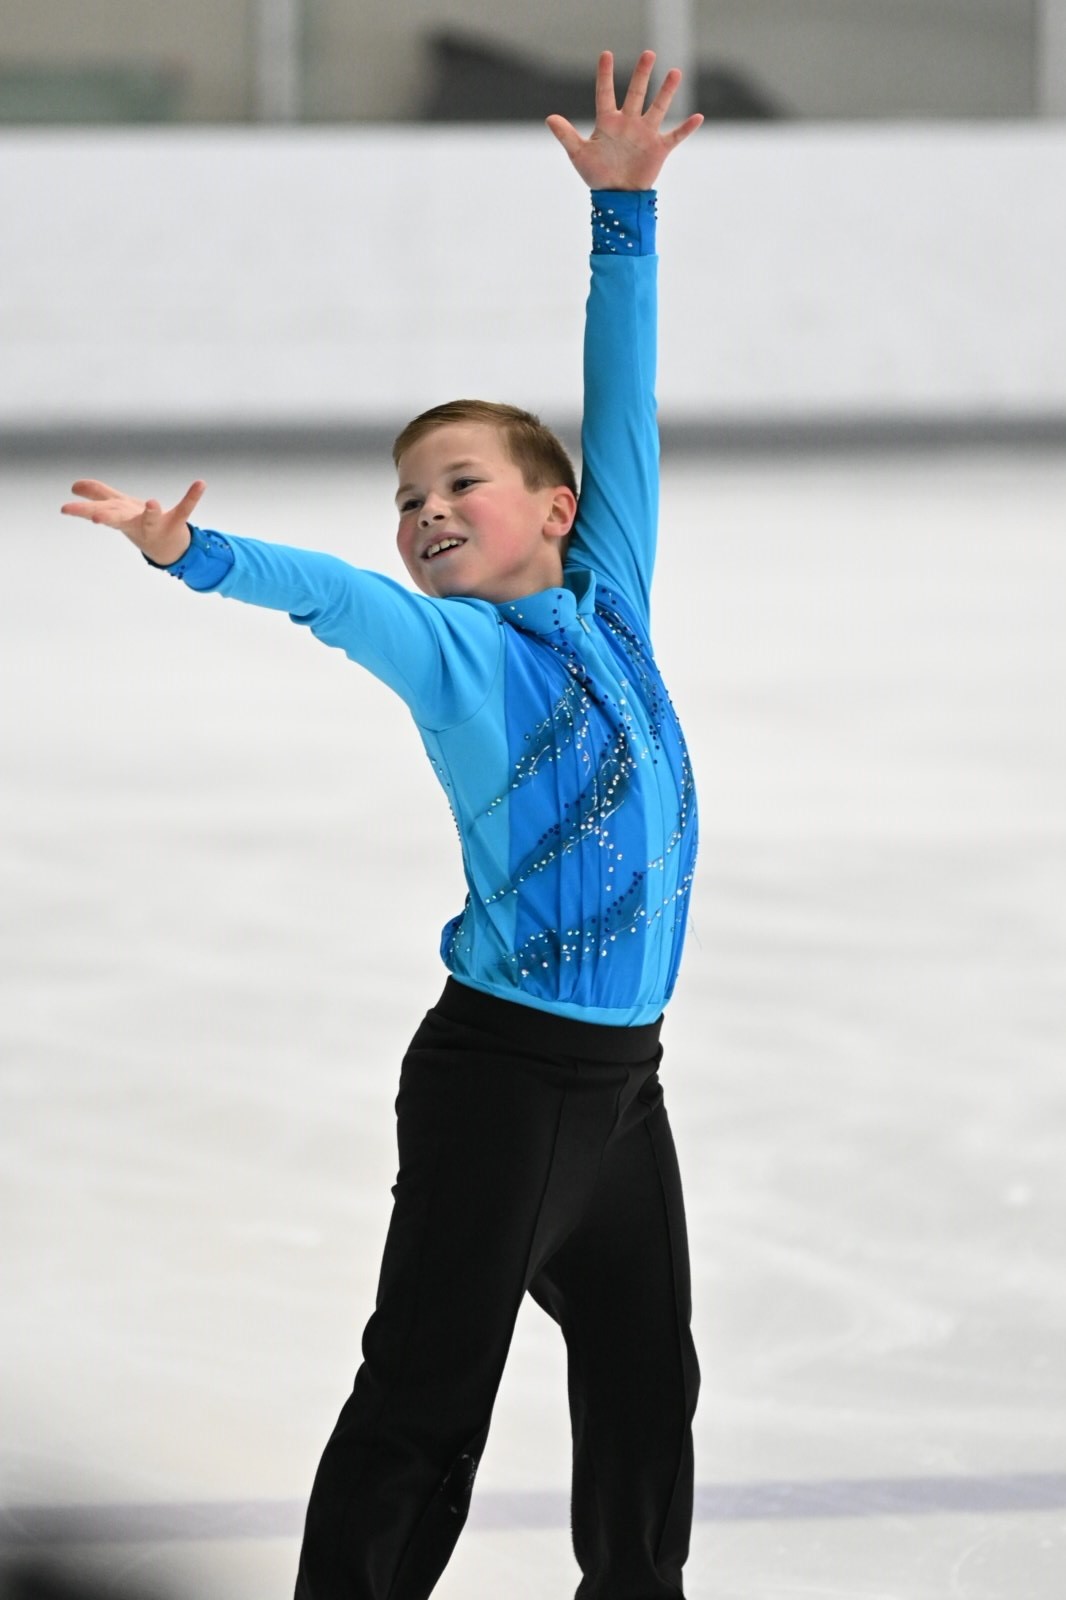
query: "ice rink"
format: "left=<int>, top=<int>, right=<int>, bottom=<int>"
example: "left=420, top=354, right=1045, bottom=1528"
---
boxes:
left=2, top=442, right=1065, bottom=1598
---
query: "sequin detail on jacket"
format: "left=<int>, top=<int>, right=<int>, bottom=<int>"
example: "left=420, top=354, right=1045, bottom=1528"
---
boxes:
left=434, top=575, right=697, bottom=1021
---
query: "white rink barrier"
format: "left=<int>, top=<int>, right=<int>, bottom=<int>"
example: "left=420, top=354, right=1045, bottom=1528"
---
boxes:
left=2, top=124, right=1065, bottom=432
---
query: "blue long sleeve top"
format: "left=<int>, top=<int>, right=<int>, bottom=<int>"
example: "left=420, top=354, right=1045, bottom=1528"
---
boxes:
left=149, top=190, right=697, bottom=1025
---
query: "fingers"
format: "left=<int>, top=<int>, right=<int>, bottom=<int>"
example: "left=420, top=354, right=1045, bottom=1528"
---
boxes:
left=174, top=480, right=206, bottom=519
left=622, top=49, right=656, bottom=116
left=61, top=482, right=133, bottom=522
left=60, top=499, right=102, bottom=521
left=545, top=114, right=584, bottom=160
left=645, top=66, right=682, bottom=130
left=61, top=497, right=134, bottom=526
left=69, top=479, right=125, bottom=501
left=594, top=50, right=616, bottom=119
left=61, top=478, right=206, bottom=530
left=663, top=111, right=705, bottom=150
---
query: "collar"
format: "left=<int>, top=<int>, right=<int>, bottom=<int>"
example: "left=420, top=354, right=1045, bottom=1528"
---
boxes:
left=492, top=567, right=597, bottom=635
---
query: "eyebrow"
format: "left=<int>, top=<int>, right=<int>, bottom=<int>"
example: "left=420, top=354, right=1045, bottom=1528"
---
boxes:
left=395, top=460, right=482, bottom=503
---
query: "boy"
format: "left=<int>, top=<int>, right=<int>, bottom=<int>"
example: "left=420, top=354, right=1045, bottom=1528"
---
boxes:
left=63, top=50, right=703, bottom=1600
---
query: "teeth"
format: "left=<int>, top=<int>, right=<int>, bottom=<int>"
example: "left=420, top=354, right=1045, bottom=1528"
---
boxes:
left=425, top=538, right=465, bottom=559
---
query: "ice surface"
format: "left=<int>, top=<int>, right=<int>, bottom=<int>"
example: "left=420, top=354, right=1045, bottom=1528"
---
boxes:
left=1, top=446, right=1064, bottom=1598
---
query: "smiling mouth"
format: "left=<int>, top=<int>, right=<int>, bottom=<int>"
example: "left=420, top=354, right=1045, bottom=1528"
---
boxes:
left=423, top=537, right=467, bottom=561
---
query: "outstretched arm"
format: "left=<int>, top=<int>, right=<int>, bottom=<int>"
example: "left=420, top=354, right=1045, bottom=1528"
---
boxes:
left=59, top=480, right=501, bottom=729
left=547, top=52, right=701, bottom=628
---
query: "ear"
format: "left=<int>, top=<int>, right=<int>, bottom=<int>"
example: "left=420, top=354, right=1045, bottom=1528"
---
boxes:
left=543, top=486, right=577, bottom=541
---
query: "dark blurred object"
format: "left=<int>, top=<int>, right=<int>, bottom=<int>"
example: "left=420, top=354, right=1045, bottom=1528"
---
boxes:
left=0, top=1516, right=175, bottom=1600
left=0, top=66, right=182, bottom=123
left=422, top=32, right=784, bottom=121
left=0, top=1553, right=174, bottom=1600
left=2, top=1564, right=138, bottom=1600
left=0, top=1574, right=160, bottom=1600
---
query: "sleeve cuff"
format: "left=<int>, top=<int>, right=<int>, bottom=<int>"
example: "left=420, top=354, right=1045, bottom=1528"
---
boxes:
left=591, top=190, right=657, bottom=256
left=142, top=524, right=234, bottom=591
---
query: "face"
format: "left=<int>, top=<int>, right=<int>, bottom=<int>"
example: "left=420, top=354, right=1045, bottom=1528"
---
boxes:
left=395, top=423, right=576, bottom=603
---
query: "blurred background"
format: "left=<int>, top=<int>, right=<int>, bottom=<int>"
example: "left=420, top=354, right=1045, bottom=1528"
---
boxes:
left=1, top=0, right=1065, bottom=444
left=2, top=6, right=1065, bottom=1600
left=2, top=0, right=1066, bottom=123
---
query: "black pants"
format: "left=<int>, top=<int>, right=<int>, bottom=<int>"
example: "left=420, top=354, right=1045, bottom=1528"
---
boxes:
left=295, top=979, right=700, bottom=1600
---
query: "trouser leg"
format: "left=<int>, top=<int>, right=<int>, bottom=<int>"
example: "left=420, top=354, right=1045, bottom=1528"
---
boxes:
left=294, top=998, right=630, bottom=1600
left=529, top=1069, right=700, bottom=1600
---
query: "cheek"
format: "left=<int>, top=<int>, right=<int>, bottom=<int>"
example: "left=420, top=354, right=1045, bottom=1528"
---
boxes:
left=463, top=491, right=503, bottom=532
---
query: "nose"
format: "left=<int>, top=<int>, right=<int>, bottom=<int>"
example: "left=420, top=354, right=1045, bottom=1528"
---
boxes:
left=418, top=494, right=447, bottom=530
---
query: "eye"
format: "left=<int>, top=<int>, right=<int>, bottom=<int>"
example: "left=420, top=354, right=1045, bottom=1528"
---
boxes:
left=399, top=497, right=421, bottom=514
left=452, top=477, right=478, bottom=492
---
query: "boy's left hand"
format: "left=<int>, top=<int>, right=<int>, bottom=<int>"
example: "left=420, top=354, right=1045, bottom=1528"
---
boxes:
left=546, top=50, right=703, bottom=192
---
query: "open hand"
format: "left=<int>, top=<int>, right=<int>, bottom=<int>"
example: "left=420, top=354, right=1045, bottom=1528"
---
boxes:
left=62, top=478, right=205, bottom=566
left=546, top=50, right=703, bottom=191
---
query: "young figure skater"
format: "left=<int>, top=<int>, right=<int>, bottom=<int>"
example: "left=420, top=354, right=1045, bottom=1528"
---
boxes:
left=62, top=50, right=704, bottom=1600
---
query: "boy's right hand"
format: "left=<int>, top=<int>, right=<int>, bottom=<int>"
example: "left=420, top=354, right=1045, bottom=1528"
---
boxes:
left=61, top=478, right=206, bottom=567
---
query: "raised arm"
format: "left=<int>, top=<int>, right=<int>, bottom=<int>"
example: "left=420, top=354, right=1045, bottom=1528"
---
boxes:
left=547, top=52, right=702, bottom=628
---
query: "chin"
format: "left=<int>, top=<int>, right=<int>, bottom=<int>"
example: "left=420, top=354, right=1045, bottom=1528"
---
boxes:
left=423, top=570, right=477, bottom=599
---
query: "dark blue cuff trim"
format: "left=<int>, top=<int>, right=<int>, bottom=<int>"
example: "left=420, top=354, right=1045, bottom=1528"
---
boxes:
left=591, top=190, right=657, bottom=256
left=142, top=524, right=234, bottom=590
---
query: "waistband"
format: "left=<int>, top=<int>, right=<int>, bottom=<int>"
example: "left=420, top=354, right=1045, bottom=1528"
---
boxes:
left=432, top=978, right=663, bottom=1065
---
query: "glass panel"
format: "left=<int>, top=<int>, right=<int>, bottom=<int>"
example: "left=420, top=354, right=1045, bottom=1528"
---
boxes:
left=690, top=0, right=1038, bottom=119
left=0, top=0, right=1049, bottom=123
left=297, top=0, right=1043, bottom=121
left=0, top=0, right=256, bottom=123
left=299, top=0, right=649, bottom=122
